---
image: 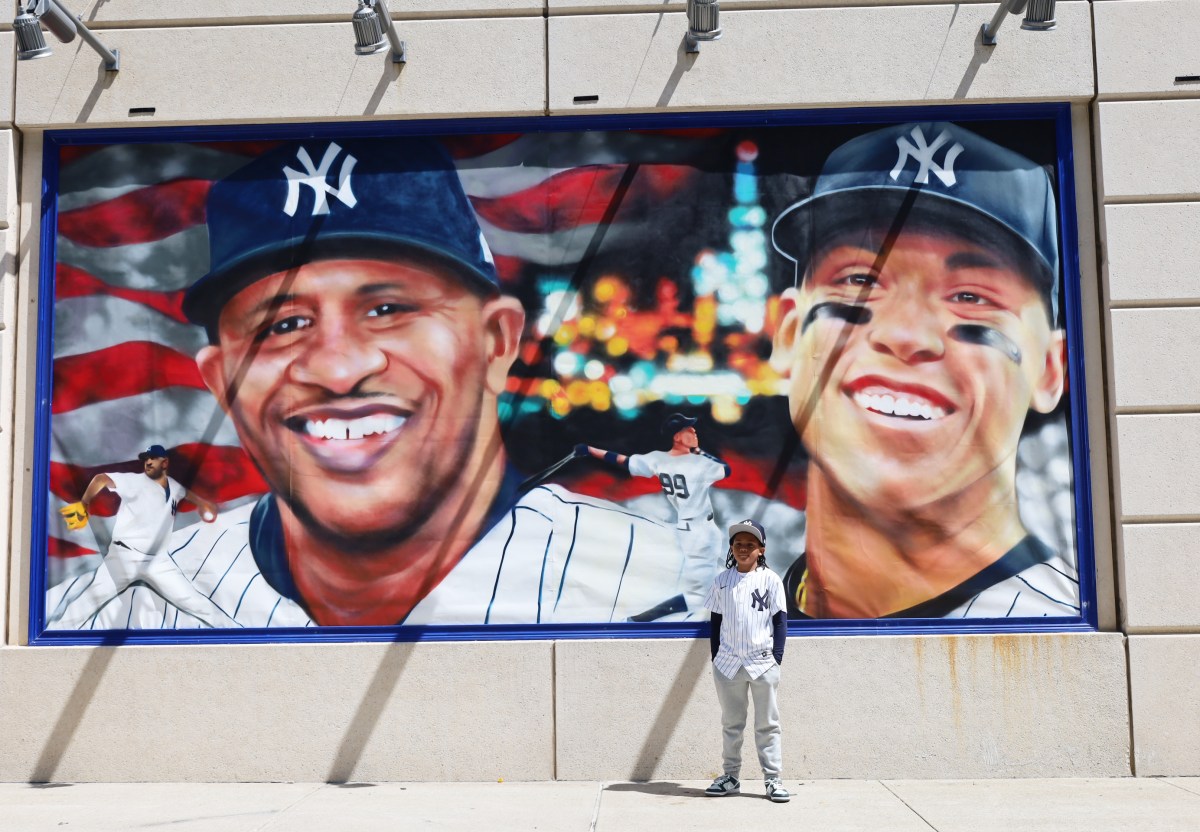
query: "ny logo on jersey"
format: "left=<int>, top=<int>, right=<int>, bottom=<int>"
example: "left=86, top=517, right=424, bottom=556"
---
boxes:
left=282, top=142, right=358, bottom=217
left=751, top=589, right=769, bottom=612
left=889, top=126, right=965, bottom=188
left=170, top=498, right=180, bottom=517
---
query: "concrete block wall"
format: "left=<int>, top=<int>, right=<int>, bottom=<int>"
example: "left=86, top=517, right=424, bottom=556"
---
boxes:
left=1094, top=0, right=1200, bottom=778
left=0, top=0, right=1185, bottom=781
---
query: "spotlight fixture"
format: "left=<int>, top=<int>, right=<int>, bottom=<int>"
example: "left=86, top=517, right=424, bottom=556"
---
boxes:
left=15, top=0, right=119, bottom=70
left=982, top=0, right=1057, bottom=45
left=685, top=0, right=721, bottom=53
left=352, top=0, right=406, bottom=63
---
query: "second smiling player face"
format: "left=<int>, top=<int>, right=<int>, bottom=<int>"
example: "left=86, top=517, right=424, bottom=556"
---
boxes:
left=770, top=229, right=1066, bottom=517
left=196, top=256, right=524, bottom=548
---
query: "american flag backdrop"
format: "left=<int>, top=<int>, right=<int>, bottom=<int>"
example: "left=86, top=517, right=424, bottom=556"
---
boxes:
left=41, top=121, right=1081, bottom=620
left=43, top=129, right=756, bottom=589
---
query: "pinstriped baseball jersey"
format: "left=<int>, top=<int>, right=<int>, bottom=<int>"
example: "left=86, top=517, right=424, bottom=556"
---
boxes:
left=627, top=450, right=728, bottom=522
left=704, top=566, right=786, bottom=680
left=783, top=535, right=1080, bottom=619
left=943, top=547, right=1080, bottom=618
left=106, top=472, right=186, bottom=554
left=46, top=482, right=685, bottom=629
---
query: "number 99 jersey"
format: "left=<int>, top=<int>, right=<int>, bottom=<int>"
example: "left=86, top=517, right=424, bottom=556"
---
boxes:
left=627, top=450, right=730, bottom=522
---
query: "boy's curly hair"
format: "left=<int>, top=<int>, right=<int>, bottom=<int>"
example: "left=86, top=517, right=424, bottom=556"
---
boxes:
left=725, top=546, right=767, bottom=570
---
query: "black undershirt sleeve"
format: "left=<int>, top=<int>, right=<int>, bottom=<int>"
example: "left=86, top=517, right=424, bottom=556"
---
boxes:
left=709, top=612, right=722, bottom=660
left=772, top=610, right=786, bottom=665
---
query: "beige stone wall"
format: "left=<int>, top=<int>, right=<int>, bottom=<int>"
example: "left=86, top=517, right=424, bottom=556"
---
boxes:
left=0, top=0, right=1180, bottom=781
left=1093, top=0, right=1200, bottom=777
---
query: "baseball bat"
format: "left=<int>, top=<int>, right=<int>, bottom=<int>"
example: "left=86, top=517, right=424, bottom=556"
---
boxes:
left=518, top=451, right=580, bottom=493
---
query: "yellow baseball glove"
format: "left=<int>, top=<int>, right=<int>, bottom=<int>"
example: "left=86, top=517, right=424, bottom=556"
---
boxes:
left=59, top=501, right=89, bottom=530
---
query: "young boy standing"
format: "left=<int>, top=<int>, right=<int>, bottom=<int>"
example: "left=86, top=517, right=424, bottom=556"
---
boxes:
left=703, top=519, right=789, bottom=803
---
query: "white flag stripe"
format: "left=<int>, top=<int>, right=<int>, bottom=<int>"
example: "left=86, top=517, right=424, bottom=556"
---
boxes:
left=58, top=182, right=175, bottom=215
left=54, top=295, right=207, bottom=359
left=456, top=165, right=574, bottom=199
left=451, top=131, right=700, bottom=172
left=46, top=552, right=103, bottom=593
left=50, top=388, right=240, bottom=467
left=59, top=144, right=252, bottom=196
left=476, top=216, right=623, bottom=266
left=57, top=226, right=210, bottom=292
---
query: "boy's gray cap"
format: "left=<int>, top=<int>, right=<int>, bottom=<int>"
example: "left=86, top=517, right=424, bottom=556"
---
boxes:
left=729, top=518, right=766, bottom=546
left=771, top=122, right=1059, bottom=321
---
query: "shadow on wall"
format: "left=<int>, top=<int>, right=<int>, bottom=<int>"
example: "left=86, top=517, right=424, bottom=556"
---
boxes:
left=30, top=631, right=128, bottom=783
left=625, top=640, right=710, bottom=782
left=326, top=640, right=416, bottom=784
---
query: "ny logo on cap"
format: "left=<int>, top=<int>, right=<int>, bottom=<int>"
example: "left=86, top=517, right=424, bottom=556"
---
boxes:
left=282, top=143, right=358, bottom=217
left=889, top=126, right=965, bottom=188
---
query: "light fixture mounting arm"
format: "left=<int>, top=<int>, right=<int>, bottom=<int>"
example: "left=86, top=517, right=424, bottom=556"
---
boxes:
left=374, top=0, right=407, bottom=63
left=31, top=0, right=119, bottom=70
left=982, top=0, right=1021, bottom=46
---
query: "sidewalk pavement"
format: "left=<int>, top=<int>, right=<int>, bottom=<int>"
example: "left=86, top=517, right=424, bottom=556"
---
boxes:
left=3, top=777, right=1200, bottom=831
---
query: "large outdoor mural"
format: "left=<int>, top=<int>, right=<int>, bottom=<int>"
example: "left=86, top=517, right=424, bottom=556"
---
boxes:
left=37, top=113, right=1087, bottom=633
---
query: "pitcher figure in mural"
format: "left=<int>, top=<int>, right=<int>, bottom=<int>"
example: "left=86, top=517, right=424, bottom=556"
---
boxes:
left=52, top=137, right=683, bottom=629
left=579, top=412, right=730, bottom=621
left=769, top=122, right=1080, bottom=618
left=48, top=444, right=239, bottom=629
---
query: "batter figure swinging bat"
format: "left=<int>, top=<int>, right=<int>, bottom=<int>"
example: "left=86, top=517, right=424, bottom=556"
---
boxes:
left=49, top=444, right=240, bottom=630
left=579, top=413, right=731, bottom=620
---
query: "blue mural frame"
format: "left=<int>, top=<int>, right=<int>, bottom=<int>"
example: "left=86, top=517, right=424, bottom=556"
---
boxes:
left=27, top=101, right=1099, bottom=645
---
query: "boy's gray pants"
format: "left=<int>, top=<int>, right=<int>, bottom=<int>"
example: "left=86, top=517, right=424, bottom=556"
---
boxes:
left=712, top=663, right=782, bottom=780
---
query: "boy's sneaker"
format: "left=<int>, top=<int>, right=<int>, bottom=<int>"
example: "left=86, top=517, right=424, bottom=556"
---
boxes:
left=705, top=774, right=740, bottom=796
left=765, top=778, right=790, bottom=803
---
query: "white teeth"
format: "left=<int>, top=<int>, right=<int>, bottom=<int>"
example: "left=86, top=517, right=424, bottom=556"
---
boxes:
left=853, top=392, right=947, bottom=421
left=304, top=414, right=406, bottom=440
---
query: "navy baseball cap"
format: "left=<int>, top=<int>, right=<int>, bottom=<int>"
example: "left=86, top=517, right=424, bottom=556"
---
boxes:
left=771, top=122, right=1059, bottom=321
left=729, top=518, right=766, bottom=546
left=661, top=413, right=698, bottom=437
left=138, top=444, right=169, bottom=461
left=183, top=136, right=499, bottom=332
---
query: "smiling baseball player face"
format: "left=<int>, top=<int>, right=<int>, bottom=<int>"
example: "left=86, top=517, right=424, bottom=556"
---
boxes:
left=196, top=256, right=524, bottom=547
left=730, top=531, right=763, bottom=571
left=771, top=229, right=1065, bottom=516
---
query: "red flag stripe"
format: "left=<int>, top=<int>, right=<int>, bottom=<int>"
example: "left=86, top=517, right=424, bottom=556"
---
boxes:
left=469, top=164, right=695, bottom=234
left=48, top=536, right=99, bottom=559
left=57, top=178, right=211, bottom=248
left=58, top=145, right=106, bottom=167
left=440, top=134, right=523, bottom=159
left=50, top=444, right=269, bottom=509
left=492, top=254, right=525, bottom=286
left=52, top=342, right=207, bottom=415
left=55, top=264, right=189, bottom=323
